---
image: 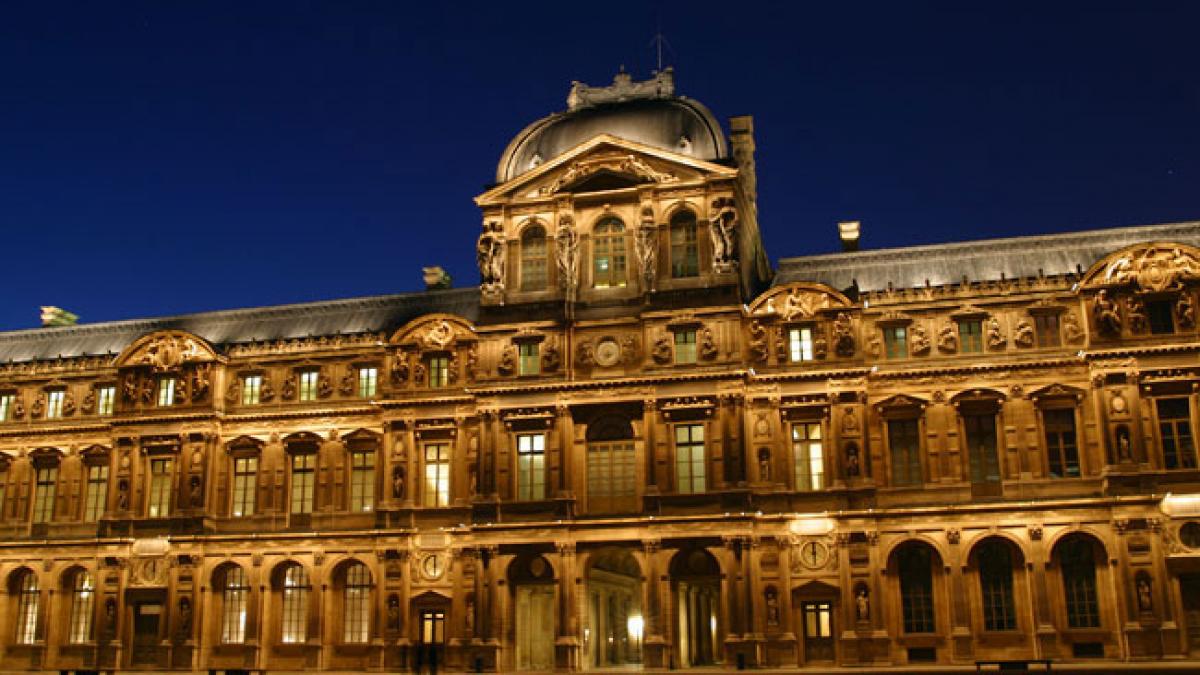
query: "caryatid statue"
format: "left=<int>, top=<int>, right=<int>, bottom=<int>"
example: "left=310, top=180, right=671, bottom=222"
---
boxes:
left=635, top=206, right=657, bottom=290
left=556, top=214, right=579, bottom=294
left=708, top=197, right=738, bottom=272
left=476, top=220, right=506, bottom=293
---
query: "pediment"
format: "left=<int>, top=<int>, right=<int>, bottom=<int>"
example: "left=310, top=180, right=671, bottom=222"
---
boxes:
left=749, top=283, right=854, bottom=320
left=476, top=134, right=737, bottom=206
left=389, top=314, right=476, bottom=350
left=1080, top=241, right=1200, bottom=293
left=115, top=330, right=219, bottom=371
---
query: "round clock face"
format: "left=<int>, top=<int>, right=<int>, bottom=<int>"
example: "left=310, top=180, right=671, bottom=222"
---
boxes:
left=799, top=541, right=829, bottom=569
left=422, top=554, right=445, bottom=579
left=594, top=338, right=621, bottom=367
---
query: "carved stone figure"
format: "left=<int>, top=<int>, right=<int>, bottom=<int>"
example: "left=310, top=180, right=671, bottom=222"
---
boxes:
left=281, top=375, right=296, bottom=400
left=423, top=320, right=454, bottom=350
left=104, top=598, right=117, bottom=637
left=338, top=367, right=355, bottom=396
left=833, top=313, right=856, bottom=357
left=708, top=197, right=738, bottom=271
left=413, top=362, right=426, bottom=385
left=123, top=373, right=138, bottom=403
left=11, top=393, right=24, bottom=419
left=62, top=390, right=76, bottom=416
left=82, top=387, right=96, bottom=414
left=465, top=344, right=479, bottom=382
left=1137, top=575, right=1153, bottom=612
left=1093, top=290, right=1122, bottom=335
left=465, top=597, right=476, bottom=637
left=619, top=335, right=640, bottom=364
left=1126, top=296, right=1148, bottom=333
left=191, top=364, right=211, bottom=401
left=447, top=353, right=460, bottom=385
left=937, top=322, right=958, bottom=353
left=392, top=353, right=410, bottom=384
left=392, top=465, right=406, bottom=500
left=497, top=347, right=516, bottom=376
left=1062, top=311, right=1086, bottom=343
left=1101, top=245, right=1200, bottom=292
left=855, top=587, right=870, bottom=622
left=1013, top=319, right=1035, bottom=348
left=139, top=377, right=155, bottom=405
left=634, top=207, right=657, bottom=290
left=782, top=288, right=822, bottom=321
left=259, top=375, right=275, bottom=402
left=137, top=333, right=204, bottom=371
left=986, top=317, right=1006, bottom=350
left=841, top=406, right=859, bottom=434
left=178, top=597, right=192, bottom=636
left=910, top=324, right=931, bottom=356
left=748, top=321, right=769, bottom=363
left=575, top=340, right=595, bottom=367
left=189, top=475, right=203, bottom=507
left=30, top=392, right=44, bottom=419
left=765, top=589, right=780, bottom=626
left=556, top=215, right=579, bottom=294
left=476, top=220, right=506, bottom=294
left=651, top=336, right=673, bottom=364
left=542, top=338, right=561, bottom=372
left=757, top=448, right=771, bottom=482
left=225, top=381, right=240, bottom=403
left=699, top=327, right=718, bottom=360
left=845, top=442, right=861, bottom=477
left=1116, top=426, right=1133, bottom=462
left=1176, top=293, right=1196, bottom=329
left=118, top=479, right=130, bottom=510
left=387, top=595, right=401, bottom=631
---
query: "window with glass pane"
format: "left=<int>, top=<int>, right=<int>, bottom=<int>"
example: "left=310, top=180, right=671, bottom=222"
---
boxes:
left=789, top=327, right=814, bottom=362
left=32, top=465, right=58, bottom=523
left=899, top=546, right=935, bottom=633
left=1034, top=314, right=1060, bottom=347
left=231, top=456, right=257, bottom=517
left=520, top=225, right=548, bottom=291
left=290, top=454, right=315, bottom=514
left=675, top=424, right=706, bottom=494
left=46, top=390, right=64, bottom=419
left=420, top=609, right=445, bottom=644
left=518, top=343, right=540, bottom=376
left=803, top=601, right=833, bottom=638
left=97, top=386, right=115, bottom=415
left=357, top=367, right=377, bottom=398
left=428, top=356, right=449, bottom=388
left=883, top=326, right=908, bottom=359
left=221, top=566, right=249, bottom=643
left=670, top=212, right=699, bottom=278
left=959, top=320, right=983, bottom=353
left=241, top=375, right=262, bottom=405
left=1044, top=409, right=1079, bottom=478
left=0, top=393, right=12, bottom=421
left=343, top=563, right=371, bottom=643
left=517, top=433, right=545, bottom=501
left=298, top=370, right=319, bottom=401
left=157, top=378, right=176, bottom=406
left=674, top=330, right=696, bottom=364
left=888, top=418, right=922, bottom=486
left=15, top=571, right=38, bottom=644
left=1158, top=398, right=1197, bottom=469
left=423, top=443, right=450, bottom=507
left=1148, top=300, right=1175, bottom=335
left=1060, top=539, right=1100, bottom=628
left=349, top=451, right=375, bottom=512
left=792, top=422, right=824, bottom=490
left=587, top=441, right=635, bottom=511
left=977, top=542, right=1016, bottom=631
left=964, top=413, right=1000, bottom=485
left=593, top=218, right=627, bottom=288
left=68, top=571, right=95, bottom=643
left=147, top=458, right=173, bottom=517
left=84, top=464, right=109, bottom=522
left=280, top=565, right=309, bottom=644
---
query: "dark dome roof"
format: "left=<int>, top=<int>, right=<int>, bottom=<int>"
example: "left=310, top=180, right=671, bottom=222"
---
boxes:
left=496, top=70, right=728, bottom=184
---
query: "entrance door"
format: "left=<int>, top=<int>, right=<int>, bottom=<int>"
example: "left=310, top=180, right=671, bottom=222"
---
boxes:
left=677, top=580, right=719, bottom=667
left=131, top=602, right=162, bottom=665
left=515, top=585, right=555, bottom=671
left=1183, top=575, right=1200, bottom=655
left=418, top=609, right=446, bottom=672
left=801, top=601, right=834, bottom=662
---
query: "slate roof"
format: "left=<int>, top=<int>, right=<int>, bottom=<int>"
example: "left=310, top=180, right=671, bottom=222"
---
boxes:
left=0, top=288, right=479, bottom=364
left=774, top=221, right=1200, bottom=294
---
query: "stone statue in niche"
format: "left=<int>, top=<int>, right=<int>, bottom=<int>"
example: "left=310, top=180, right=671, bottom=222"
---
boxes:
left=465, top=596, right=476, bottom=637
left=556, top=214, right=579, bottom=294
left=708, top=197, right=738, bottom=272
left=189, top=475, right=203, bottom=507
left=1176, top=293, right=1196, bottom=329
left=651, top=336, right=673, bottom=364
left=845, top=442, right=861, bottom=477
left=1062, top=311, right=1085, bottom=343
left=542, top=338, right=562, bottom=372
left=1126, top=296, right=1149, bottom=333
left=82, top=387, right=96, bottom=414
left=765, top=588, right=780, bottom=626
left=757, top=448, right=771, bottom=482
left=1013, top=319, right=1035, bottom=348
left=910, top=323, right=931, bottom=356
left=469, top=465, right=479, bottom=496
left=634, top=207, right=657, bottom=290
left=497, top=346, right=516, bottom=376
left=391, top=353, right=410, bottom=384
left=1137, top=575, right=1153, bottom=612
left=178, top=597, right=192, bottom=636
left=748, top=321, right=769, bottom=363
left=117, top=479, right=129, bottom=510
left=833, top=312, right=856, bottom=357
left=937, top=322, right=958, bottom=353
left=391, top=465, right=406, bottom=500
left=281, top=374, right=296, bottom=400
left=855, top=586, right=870, bottom=622
left=1093, top=290, right=1122, bottom=335
left=842, top=406, right=859, bottom=434
left=104, top=598, right=118, bottom=637
left=699, top=327, right=719, bottom=360
left=476, top=219, right=506, bottom=293
left=387, top=595, right=401, bottom=631
left=1116, top=425, right=1133, bottom=462
left=986, top=317, right=1007, bottom=350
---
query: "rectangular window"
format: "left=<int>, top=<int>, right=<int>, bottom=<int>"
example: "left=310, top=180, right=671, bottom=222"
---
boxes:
left=1148, top=300, right=1175, bottom=335
left=674, top=330, right=697, bottom=365
left=298, top=370, right=319, bottom=402
left=670, top=221, right=699, bottom=278
left=32, top=465, right=58, bottom=523
left=96, top=386, right=115, bottom=415
left=802, top=601, right=833, bottom=638
left=241, top=375, right=262, bottom=405
left=789, top=327, right=814, bottom=363
left=518, top=343, right=540, bottom=376
left=357, top=367, right=378, bottom=398
left=46, top=390, right=65, bottom=419
left=792, top=422, right=825, bottom=491
left=1158, top=398, right=1197, bottom=470
left=147, top=458, right=174, bottom=517
left=423, top=443, right=450, bottom=507
left=231, top=456, right=257, bottom=517
left=349, top=450, right=375, bottom=512
left=290, top=454, right=315, bottom=514
left=964, top=413, right=1000, bottom=485
left=587, top=441, right=636, bottom=511
left=84, top=464, right=109, bottom=522
left=1034, top=314, right=1060, bottom=348
left=516, top=433, right=546, bottom=501
left=428, top=356, right=449, bottom=388
left=1044, top=409, right=1079, bottom=478
left=0, top=393, right=13, bottom=421
left=883, top=326, right=907, bottom=360
left=674, top=423, right=706, bottom=494
left=888, top=418, right=922, bottom=486
left=420, top=609, right=446, bottom=644
left=959, top=320, right=983, bottom=353
left=156, top=378, right=176, bottom=407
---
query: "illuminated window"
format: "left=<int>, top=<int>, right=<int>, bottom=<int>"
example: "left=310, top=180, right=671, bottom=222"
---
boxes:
left=220, top=566, right=249, bottom=643
left=792, top=422, right=824, bottom=491
left=674, top=424, right=706, bottom=494
left=674, top=330, right=697, bottom=365
left=1034, top=314, right=1060, bottom=348
left=156, top=377, right=176, bottom=407
left=349, top=450, right=375, bottom=512
left=280, top=564, right=309, bottom=644
left=14, top=570, right=38, bottom=644
left=96, top=386, right=115, bottom=416
left=521, top=224, right=549, bottom=291
left=1044, top=409, right=1079, bottom=478
left=888, top=418, right=922, bottom=486
left=593, top=218, right=627, bottom=288
left=423, top=443, right=450, bottom=507
left=32, top=465, right=58, bottom=523
left=298, top=370, right=319, bottom=402
left=68, top=570, right=95, bottom=643
left=670, top=211, right=699, bottom=278
left=1158, top=398, right=1196, bottom=469
left=516, top=433, right=545, bottom=501
left=427, top=356, right=449, bottom=388
left=802, top=601, right=832, bottom=639
left=46, top=390, right=65, bottom=419
left=789, top=327, right=814, bottom=362
left=241, top=375, right=262, bottom=405
left=978, top=542, right=1016, bottom=631
left=147, top=458, right=174, bottom=517
left=357, top=367, right=378, bottom=398
left=290, top=454, right=315, bottom=514
left=518, top=343, right=540, bottom=376
left=231, top=456, right=257, bottom=517
left=899, top=545, right=935, bottom=633
left=883, top=326, right=907, bottom=360
left=0, top=393, right=13, bottom=421
left=420, top=609, right=445, bottom=644
left=342, top=563, right=371, bottom=643
left=958, top=320, right=983, bottom=353
left=83, top=464, right=109, bottom=522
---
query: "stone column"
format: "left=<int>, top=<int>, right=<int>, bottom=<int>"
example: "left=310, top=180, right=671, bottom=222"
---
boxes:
left=641, top=539, right=666, bottom=667
left=555, top=542, right=581, bottom=670
left=947, top=529, right=973, bottom=659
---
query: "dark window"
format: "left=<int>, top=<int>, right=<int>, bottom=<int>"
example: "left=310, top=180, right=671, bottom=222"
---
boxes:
left=959, top=320, right=983, bottom=353
left=670, top=211, right=699, bottom=278
left=964, top=413, right=1000, bottom=485
left=883, top=326, right=907, bottom=360
left=898, top=545, right=935, bottom=633
left=1044, top=409, right=1080, bottom=478
left=1148, top=300, right=1174, bottom=335
left=1158, top=398, right=1196, bottom=470
left=978, top=541, right=1016, bottom=631
left=888, top=419, right=922, bottom=486
left=1060, top=538, right=1100, bottom=628
left=1034, top=314, right=1060, bottom=348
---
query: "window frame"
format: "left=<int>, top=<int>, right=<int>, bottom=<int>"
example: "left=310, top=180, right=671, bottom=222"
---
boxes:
left=341, top=562, right=372, bottom=644
left=423, top=442, right=450, bottom=508
left=516, top=433, right=546, bottom=502
left=32, top=463, right=59, bottom=524
left=220, top=566, right=250, bottom=644
left=673, top=330, right=697, bottom=365
left=279, top=564, right=309, bottom=644
left=958, top=320, right=983, bottom=354
left=427, top=355, right=450, bottom=388
left=297, top=369, right=320, bottom=402
left=674, top=423, right=706, bottom=494
left=520, top=223, right=549, bottom=291
left=230, top=454, right=258, bottom=518
left=898, top=545, right=936, bottom=634
left=883, top=326, right=908, bottom=360
left=518, top=342, right=541, bottom=377
left=669, top=210, right=699, bottom=279
left=788, top=326, right=815, bottom=363
left=349, top=448, right=376, bottom=513
left=96, top=385, right=115, bottom=416
left=1033, top=313, right=1061, bottom=348
left=976, top=541, right=1017, bottom=632
left=592, top=217, right=628, bottom=289
left=67, top=570, right=95, bottom=644
left=241, top=374, right=263, bottom=405
left=289, top=451, right=316, bottom=515
left=1156, top=397, right=1197, bottom=470
left=356, top=366, right=378, bottom=398
left=0, top=392, right=13, bottom=421
left=14, top=570, right=39, bottom=644
left=45, top=389, right=65, bottom=419
left=83, top=462, right=110, bottom=522
left=156, top=377, right=177, bottom=407
left=1042, top=406, right=1081, bottom=478
left=791, top=421, right=825, bottom=491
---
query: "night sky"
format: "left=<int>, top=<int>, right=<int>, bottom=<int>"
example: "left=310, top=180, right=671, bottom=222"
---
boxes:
left=1, top=1, right=1197, bottom=331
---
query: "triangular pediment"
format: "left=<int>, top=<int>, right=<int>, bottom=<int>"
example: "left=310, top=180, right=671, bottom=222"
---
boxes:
left=476, top=134, right=737, bottom=206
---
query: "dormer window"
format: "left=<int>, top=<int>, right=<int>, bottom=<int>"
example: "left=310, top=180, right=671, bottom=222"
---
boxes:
left=788, top=327, right=815, bottom=362
left=46, top=390, right=65, bottom=419
left=156, top=377, right=177, bottom=407
left=298, top=370, right=319, bottom=402
left=520, top=224, right=549, bottom=291
left=427, top=356, right=450, bottom=388
left=593, top=217, right=627, bottom=288
left=883, top=326, right=908, bottom=360
left=96, top=386, right=115, bottom=415
left=0, top=393, right=13, bottom=421
left=241, top=375, right=263, bottom=405
left=518, top=343, right=540, bottom=376
left=958, top=320, right=983, bottom=353
left=357, top=367, right=378, bottom=398
left=670, top=211, right=699, bottom=278
left=674, top=330, right=697, bottom=365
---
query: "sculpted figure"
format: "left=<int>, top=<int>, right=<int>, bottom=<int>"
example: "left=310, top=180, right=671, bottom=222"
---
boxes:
left=634, top=207, right=657, bottom=289
left=338, top=367, right=355, bottom=396
left=139, top=377, right=155, bottom=405
left=1093, top=290, right=1122, bottom=335
left=1126, top=296, right=1148, bottom=333
left=392, top=352, right=410, bottom=384
left=1137, top=575, right=1153, bottom=612
left=651, top=336, right=673, bottom=364
left=82, top=387, right=96, bottom=414
left=123, top=373, right=138, bottom=402
left=748, top=321, right=769, bottom=363
left=813, top=331, right=828, bottom=359
left=259, top=375, right=275, bottom=402
left=937, top=322, right=958, bottom=353
left=465, top=344, right=479, bottom=382
left=699, top=327, right=719, bottom=360
left=855, top=587, right=870, bottom=621
left=413, top=362, right=426, bottom=385
left=476, top=220, right=506, bottom=291
left=833, top=312, right=856, bottom=357
left=576, top=340, right=595, bottom=367
left=281, top=374, right=296, bottom=400
left=497, top=347, right=516, bottom=376
left=910, top=323, right=931, bottom=356
left=1062, top=311, right=1085, bottom=343
left=1013, top=319, right=1035, bottom=348
left=62, top=390, right=76, bottom=416
left=556, top=215, right=579, bottom=293
left=30, top=392, right=44, bottom=419
left=423, top=320, right=454, bottom=349
left=10, top=393, right=22, bottom=419
left=392, top=465, right=406, bottom=500
left=178, top=597, right=193, bottom=635
left=191, top=364, right=211, bottom=401
left=986, top=317, right=1007, bottom=350
left=708, top=197, right=738, bottom=270
left=317, top=372, right=333, bottom=398
left=542, top=338, right=562, bottom=372
left=1177, top=293, right=1196, bottom=329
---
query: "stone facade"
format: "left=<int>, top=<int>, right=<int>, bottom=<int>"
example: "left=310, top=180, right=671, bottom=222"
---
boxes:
left=1, top=70, right=1199, bottom=673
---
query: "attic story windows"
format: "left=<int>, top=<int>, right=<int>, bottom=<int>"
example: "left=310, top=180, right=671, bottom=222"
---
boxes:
left=593, top=217, right=627, bottom=288
left=520, top=223, right=549, bottom=291
left=670, top=210, right=699, bottom=278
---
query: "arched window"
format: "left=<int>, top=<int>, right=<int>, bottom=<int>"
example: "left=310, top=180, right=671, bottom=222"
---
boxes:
left=976, top=541, right=1016, bottom=631
left=279, top=564, right=309, bottom=644
left=343, top=562, right=371, bottom=643
left=898, top=544, right=935, bottom=633
left=520, top=224, right=549, bottom=291
left=1058, top=536, right=1101, bottom=628
left=670, top=211, right=699, bottom=278
left=68, top=570, right=95, bottom=643
left=13, top=570, right=39, bottom=644
left=220, top=566, right=249, bottom=643
left=593, top=218, right=627, bottom=288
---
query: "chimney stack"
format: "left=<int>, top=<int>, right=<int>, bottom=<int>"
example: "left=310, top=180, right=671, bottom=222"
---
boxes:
left=838, top=221, right=861, bottom=252
left=422, top=267, right=452, bottom=291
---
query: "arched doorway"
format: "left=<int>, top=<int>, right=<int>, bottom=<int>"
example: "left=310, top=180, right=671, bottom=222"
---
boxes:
left=670, top=548, right=722, bottom=667
left=585, top=548, right=643, bottom=668
left=509, top=554, right=556, bottom=671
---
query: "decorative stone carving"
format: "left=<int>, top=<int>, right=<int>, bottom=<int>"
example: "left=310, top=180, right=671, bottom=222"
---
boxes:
left=117, top=479, right=130, bottom=510
left=259, top=374, right=275, bottom=402
left=556, top=214, right=579, bottom=294
left=540, top=154, right=678, bottom=195
left=1013, top=319, right=1035, bottom=348
left=855, top=586, right=870, bottom=622
left=866, top=332, right=882, bottom=359
left=1062, top=311, right=1086, bottom=343
left=392, top=352, right=410, bottom=384
left=1127, top=296, right=1148, bottom=333
left=62, top=390, right=76, bottom=416
left=575, top=339, right=595, bottom=367
left=281, top=374, right=296, bottom=400
left=139, top=377, right=155, bottom=405
left=841, top=406, right=859, bottom=435
left=844, top=442, right=861, bottom=477
left=189, top=475, right=203, bottom=507
left=82, top=388, right=96, bottom=414
left=634, top=206, right=657, bottom=290
left=542, top=338, right=562, bottom=372
left=699, top=327, right=718, bottom=360
left=910, top=323, right=931, bottom=356
left=317, top=372, right=333, bottom=398
left=412, top=362, right=426, bottom=385
left=338, top=366, right=355, bottom=396
left=30, top=392, right=44, bottom=419
left=937, top=322, right=958, bottom=353
left=781, top=288, right=830, bottom=321
left=392, top=465, right=405, bottom=500
left=1136, top=574, right=1153, bottom=612
left=178, top=597, right=192, bottom=636
left=465, top=344, right=479, bottom=382
left=986, top=317, right=1006, bottom=350
left=497, top=346, right=516, bottom=376
left=1099, top=245, right=1200, bottom=292
left=651, top=335, right=673, bottom=364
left=1177, top=293, right=1196, bottom=328
left=422, top=320, right=455, bottom=350
left=1093, top=289, right=1122, bottom=335
left=813, top=330, right=828, bottom=359
left=708, top=197, right=738, bottom=272
left=11, top=392, right=24, bottom=419
left=833, top=312, right=855, bottom=357
left=748, top=321, right=769, bottom=363
left=134, top=333, right=206, bottom=371
left=123, top=373, right=138, bottom=403
left=619, top=335, right=640, bottom=365
left=567, top=68, right=675, bottom=110
left=476, top=220, right=506, bottom=297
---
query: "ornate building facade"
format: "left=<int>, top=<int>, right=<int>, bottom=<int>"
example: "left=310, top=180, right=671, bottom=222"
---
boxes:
left=1, top=69, right=1200, bottom=673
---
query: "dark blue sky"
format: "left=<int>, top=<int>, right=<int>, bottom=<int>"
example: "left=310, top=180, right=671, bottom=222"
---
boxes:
left=1, top=1, right=1197, bottom=331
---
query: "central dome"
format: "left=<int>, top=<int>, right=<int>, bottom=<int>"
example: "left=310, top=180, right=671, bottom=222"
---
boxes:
left=495, top=68, right=728, bottom=184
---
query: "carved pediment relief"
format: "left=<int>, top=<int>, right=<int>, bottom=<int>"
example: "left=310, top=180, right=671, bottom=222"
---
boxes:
left=748, top=283, right=853, bottom=320
left=1028, top=383, right=1086, bottom=402
left=390, top=314, right=476, bottom=350
left=874, top=393, right=928, bottom=414
left=949, top=388, right=1007, bottom=408
left=116, top=331, right=218, bottom=371
left=538, top=153, right=679, bottom=195
left=1082, top=242, right=1200, bottom=293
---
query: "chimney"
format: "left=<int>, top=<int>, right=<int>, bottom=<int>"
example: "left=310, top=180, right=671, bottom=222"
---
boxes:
left=422, top=267, right=452, bottom=291
left=40, top=306, right=78, bottom=327
left=838, top=221, right=861, bottom=252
